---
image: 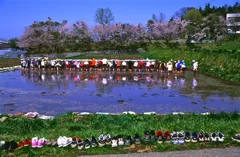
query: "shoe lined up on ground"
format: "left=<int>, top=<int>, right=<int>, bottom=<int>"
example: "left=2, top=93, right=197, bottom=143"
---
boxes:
left=2, top=140, right=18, bottom=151
left=98, top=134, right=105, bottom=147
left=217, top=132, right=224, bottom=142
left=125, top=136, right=132, bottom=146
left=170, top=131, right=185, bottom=145
left=156, top=130, right=163, bottom=143
left=57, top=136, right=72, bottom=148
left=232, top=134, right=240, bottom=142
left=144, top=130, right=155, bottom=142
left=134, top=134, right=141, bottom=145
left=210, top=132, right=225, bottom=142
left=0, top=131, right=231, bottom=151
left=177, top=131, right=185, bottom=145
left=31, top=137, right=47, bottom=148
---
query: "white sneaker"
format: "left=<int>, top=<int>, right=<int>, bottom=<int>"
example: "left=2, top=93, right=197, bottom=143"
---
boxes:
left=98, top=134, right=105, bottom=147
left=0, top=141, right=5, bottom=148
left=210, top=132, right=217, bottom=142
left=118, top=137, right=124, bottom=146
left=217, top=132, right=224, bottom=142
left=57, top=136, right=63, bottom=147
left=77, top=138, right=84, bottom=150
left=105, top=134, right=112, bottom=145
left=62, top=136, right=72, bottom=147
left=111, top=138, right=118, bottom=148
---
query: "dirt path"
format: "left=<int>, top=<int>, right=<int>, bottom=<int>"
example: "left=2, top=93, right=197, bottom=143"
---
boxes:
left=82, top=147, right=240, bottom=157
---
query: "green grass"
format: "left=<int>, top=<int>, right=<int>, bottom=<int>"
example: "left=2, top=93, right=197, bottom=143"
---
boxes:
left=0, top=113, right=240, bottom=156
left=141, top=46, right=240, bottom=82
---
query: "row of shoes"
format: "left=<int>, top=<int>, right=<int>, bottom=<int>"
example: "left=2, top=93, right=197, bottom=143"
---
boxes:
left=68, top=134, right=139, bottom=149
left=153, top=130, right=225, bottom=144
left=0, top=131, right=228, bottom=151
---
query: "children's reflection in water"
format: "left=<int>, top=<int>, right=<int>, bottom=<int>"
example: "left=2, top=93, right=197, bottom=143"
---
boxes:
left=21, top=70, right=188, bottom=89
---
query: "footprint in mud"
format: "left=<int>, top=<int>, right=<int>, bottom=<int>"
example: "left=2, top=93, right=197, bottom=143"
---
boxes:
left=59, top=92, right=65, bottom=96
left=203, top=106, right=208, bottom=109
left=117, top=100, right=125, bottom=103
left=4, top=103, right=15, bottom=107
left=151, top=93, right=159, bottom=96
left=141, top=93, right=148, bottom=97
left=41, top=92, right=47, bottom=95
left=96, top=94, right=102, bottom=97
left=191, top=102, right=198, bottom=105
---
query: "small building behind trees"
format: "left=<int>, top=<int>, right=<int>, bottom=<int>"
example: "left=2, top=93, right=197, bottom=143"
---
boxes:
left=226, top=13, right=240, bottom=33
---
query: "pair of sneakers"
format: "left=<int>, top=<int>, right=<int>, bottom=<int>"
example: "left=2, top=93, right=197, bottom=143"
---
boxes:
left=185, top=132, right=206, bottom=143
left=198, top=132, right=210, bottom=142
left=112, top=135, right=125, bottom=148
left=171, top=131, right=184, bottom=144
left=81, top=137, right=98, bottom=149
left=144, top=130, right=155, bottom=142
left=156, top=130, right=171, bottom=143
left=32, top=137, right=47, bottom=148
left=57, top=136, right=72, bottom=147
left=18, top=139, right=32, bottom=148
left=98, top=134, right=111, bottom=147
left=210, top=132, right=224, bottom=142
left=71, top=136, right=82, bottom=149
left=124, top=134, right=141, bottom=146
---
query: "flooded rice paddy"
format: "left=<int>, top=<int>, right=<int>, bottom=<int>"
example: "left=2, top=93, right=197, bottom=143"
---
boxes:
left=0, top=70, right=240, bottom=115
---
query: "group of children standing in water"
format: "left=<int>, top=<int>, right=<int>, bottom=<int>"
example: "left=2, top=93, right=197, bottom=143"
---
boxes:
left=21, top=58, right=198, bottom=74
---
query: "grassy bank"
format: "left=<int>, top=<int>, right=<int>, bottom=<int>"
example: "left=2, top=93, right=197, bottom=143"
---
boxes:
left=0, top=113, right=240, bottom=156
left=0, top=58, right=20, bottom=68
left=141, top=43, right=240, bottom=82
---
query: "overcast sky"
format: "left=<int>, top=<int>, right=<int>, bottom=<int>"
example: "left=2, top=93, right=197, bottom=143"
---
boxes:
left=0, top=0, right=238, bottom=39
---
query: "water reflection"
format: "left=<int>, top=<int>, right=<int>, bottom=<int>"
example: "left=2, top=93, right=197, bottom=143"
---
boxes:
left=21, top=70, right=190, bottom=91
left=0, top=70, right=239, bottom=115
left=192, top=78, right=198, bottom=89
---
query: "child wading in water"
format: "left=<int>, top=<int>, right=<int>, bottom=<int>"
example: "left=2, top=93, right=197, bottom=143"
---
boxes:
left=192, top=60, right=198, bottom=76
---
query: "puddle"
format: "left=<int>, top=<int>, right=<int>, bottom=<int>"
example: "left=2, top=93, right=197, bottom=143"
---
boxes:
left=0, top=70, right=239, bottom=115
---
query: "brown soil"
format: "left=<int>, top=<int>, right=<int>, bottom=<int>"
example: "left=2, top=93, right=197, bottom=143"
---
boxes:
left=0, top=58, right=20, bottom=68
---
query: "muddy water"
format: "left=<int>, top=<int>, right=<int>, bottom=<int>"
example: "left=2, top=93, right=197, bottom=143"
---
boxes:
left=0, top=70, right=239, bottom=115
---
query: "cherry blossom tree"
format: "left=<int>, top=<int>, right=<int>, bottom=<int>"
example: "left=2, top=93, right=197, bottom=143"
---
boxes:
left=151, top=20, right=188, bottom=42
left=18, top=17, right=73, bottom=53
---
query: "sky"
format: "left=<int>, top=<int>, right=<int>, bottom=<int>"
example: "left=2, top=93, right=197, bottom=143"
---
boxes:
left=0, top=0, right=238, bottom=39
